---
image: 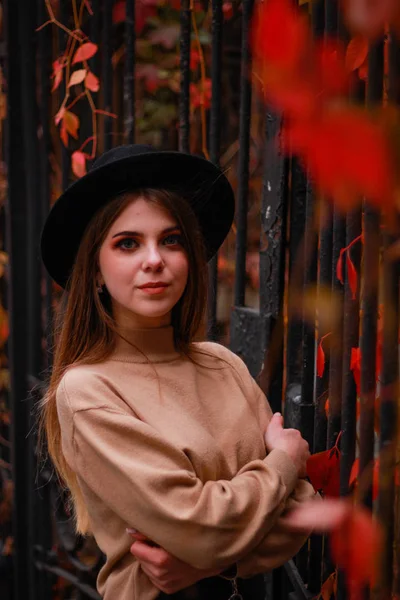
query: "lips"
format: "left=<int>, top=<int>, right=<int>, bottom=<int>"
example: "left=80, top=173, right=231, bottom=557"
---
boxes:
left=138, top=282, right=169, bottom=289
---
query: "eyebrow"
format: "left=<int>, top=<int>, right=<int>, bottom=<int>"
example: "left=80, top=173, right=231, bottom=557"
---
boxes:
left=112, top=226, right=181, bottom=239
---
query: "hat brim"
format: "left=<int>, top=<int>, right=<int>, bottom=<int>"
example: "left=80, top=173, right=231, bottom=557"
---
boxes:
left=41, top=151, right=235, bottom=288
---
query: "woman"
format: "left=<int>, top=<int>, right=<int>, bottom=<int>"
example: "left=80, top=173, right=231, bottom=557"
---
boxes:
left=40, top=144, right=316, bottom=600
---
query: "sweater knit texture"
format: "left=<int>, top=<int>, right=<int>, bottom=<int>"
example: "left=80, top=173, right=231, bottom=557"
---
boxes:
left=56, top=326, right=316, bottom=599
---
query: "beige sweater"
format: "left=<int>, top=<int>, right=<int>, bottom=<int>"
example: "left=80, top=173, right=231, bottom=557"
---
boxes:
left=56, top=326, right=315, bottom=599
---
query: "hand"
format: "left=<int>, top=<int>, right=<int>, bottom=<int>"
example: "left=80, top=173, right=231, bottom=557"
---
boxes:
left=264, top=413, right=310, bottom=477
left=128, top=531, right=220, bottom=594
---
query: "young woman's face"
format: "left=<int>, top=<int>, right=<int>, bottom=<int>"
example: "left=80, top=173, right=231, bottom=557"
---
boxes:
left=98, top=196, right=189, bottom=329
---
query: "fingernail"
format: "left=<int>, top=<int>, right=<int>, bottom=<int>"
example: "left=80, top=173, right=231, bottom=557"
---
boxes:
left=126, top=528, right=137, bottom=534
left=274, top=412, right=282, bottom=417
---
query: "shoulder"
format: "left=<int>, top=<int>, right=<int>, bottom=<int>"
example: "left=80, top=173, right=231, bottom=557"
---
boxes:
left=56, top=363, right=123, bottom=414
left=190, top=341, right=252, bottom=379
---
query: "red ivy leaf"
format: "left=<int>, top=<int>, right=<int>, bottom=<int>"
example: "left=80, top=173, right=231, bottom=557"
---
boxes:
left=317, top=340, right=325, bottom=378
left=68, top=69, right=87, bottom=87
left=85, top=71, right=100, bottom=92
left=330, top=506, right=383, bottom=594
left=350, top=347, right=361, bottom=395
left=51, top=58, right=64, bottom=92
left=307, top=445, right=341, bottom=497
left=71, top=151, right=87, bottom=179
left=72, top=42, right=98, bottom=64
left=250, top=0, right=308, bottom=71
left=345, top=35, right=369, bottom=72
left=337, top=249, right=345, bottom=284
left=284, top=109, right=394, bottom=211
left=346, top=253, right=358, bottom=299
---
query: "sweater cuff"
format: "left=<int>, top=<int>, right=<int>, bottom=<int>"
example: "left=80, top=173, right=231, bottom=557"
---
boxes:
left=264, top=449, right=298, bottom=496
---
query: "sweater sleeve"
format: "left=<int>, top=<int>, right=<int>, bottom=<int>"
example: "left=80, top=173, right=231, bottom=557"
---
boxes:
left=236, top=479, right=319, bottom=578
left=58, top=374, right=298, bottom=571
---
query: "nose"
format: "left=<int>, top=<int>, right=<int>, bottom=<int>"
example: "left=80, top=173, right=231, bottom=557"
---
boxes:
left=142, top=244, right=164, bottom=271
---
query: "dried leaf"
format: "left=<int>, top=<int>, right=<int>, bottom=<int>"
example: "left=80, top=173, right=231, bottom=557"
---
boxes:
left=71, top=151, right=87, bottom=179
left=345, top=36, right=369, bottom=72
left=68, top=69, right=87, bottom=87
left=346, top=253, right=358, bottom=299
left=60, top=121, right=68, bottom=147
left=85, top=71, right=100, bottom=92
left=72, top=42, right=98, bottom=64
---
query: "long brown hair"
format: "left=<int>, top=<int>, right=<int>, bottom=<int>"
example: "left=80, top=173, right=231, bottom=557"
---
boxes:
left=38, top=188, right=208, bottom=534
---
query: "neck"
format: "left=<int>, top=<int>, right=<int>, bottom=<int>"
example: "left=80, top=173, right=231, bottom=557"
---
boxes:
left=112, top=324, right=180, bottom=363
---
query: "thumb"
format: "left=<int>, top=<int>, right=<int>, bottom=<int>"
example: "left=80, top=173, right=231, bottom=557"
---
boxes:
left=270, top=412, right=283, bottom=427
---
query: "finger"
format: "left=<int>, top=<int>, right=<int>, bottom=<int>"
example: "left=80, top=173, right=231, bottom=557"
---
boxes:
left=128, top=532, right=149, bottom=542
left=130, top=541, right=168, bottom=565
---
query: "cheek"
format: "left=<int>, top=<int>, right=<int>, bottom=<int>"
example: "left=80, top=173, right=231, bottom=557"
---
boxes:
left=173, top=253, right=189, bottom=286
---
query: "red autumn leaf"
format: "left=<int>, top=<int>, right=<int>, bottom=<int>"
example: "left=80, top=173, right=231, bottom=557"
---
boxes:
left=51, top=58, right=64, bottom=92
left=307, top=444, right=341, bottom=497
left=350, top=347, right=361, bottom=395
left=315, top=38, right=349, bottom=98
left=223, top=1, right=233, bottom=20
left=112, top=0, right=157, bottom=34
left=68, top=69, right=87, bottom=87
left=346, top=253, right=358, bottom=300
left=190, top=79, right=212, bottom=110
left=330, top=506, right=383, bottom=593
left=54, top=106, right=65, bottom=127
left=349, top=458, right=380, bottom=501
left=71, top=151, right=87, bottom=179
left=284, top=109, right=394, bottom=211
left=324, top=398, right=330, bottom=418
left=317, top=340, right=325, bottom=378
left=63, top=110, right=80, bottom=139
left=190, top=48, right=201, bottom=71
left=358, top=60, right=368, bottom=81
left=337, top=248, right=345, bottom=284
left=149, top=25, right=180, bottom=50
left=320, top=573, right=337, bottom=600
left=85, top=71, right=100, bottom=92
left=72, top=42, right=98, bottom=64
left=60, top=121, right=68, bottom=147
left=250, top=0, right=308, bottom=71
left=345, top=36, right=369, bottom=72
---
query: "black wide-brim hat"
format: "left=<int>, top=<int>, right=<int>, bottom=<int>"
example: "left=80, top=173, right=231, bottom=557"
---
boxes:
left=41, top=144, right=235, bottom=288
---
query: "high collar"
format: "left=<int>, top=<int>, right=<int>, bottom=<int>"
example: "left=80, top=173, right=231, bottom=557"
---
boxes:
left=111, top=325, right=181, bottom=363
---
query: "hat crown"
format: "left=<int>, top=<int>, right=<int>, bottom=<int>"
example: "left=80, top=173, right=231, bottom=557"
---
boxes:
left=92, top=144, right=156, bottom=170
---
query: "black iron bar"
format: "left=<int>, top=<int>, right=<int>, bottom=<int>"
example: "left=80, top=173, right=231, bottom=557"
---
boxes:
left=18, top=2, right=43, bottom=599
left=207, top=0, right=223, bottom=341
left=359, top=37, right=383, bottom=511
left=258, top=110, right=289, bottom=414
left=179, top=0, right=191, bottom=153
left=36, top=1, right=54, bottom=597
left=233, top=0, right=254, bottom=309
left=5, top=0, right=31, bottom=598
left=89, top=0, right=100, bottom=167
left=102, top=0, right=113, bottom=151
left=59, top=0, right=71, bottom=190
left=376, top=30, right=400, bottom=599
left=124, top=0, right=135, bottom=144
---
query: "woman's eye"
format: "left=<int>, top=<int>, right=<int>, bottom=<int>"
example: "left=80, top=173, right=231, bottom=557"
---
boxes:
left=116, top=238, right=138, bottom=250
left=163, top=234, right=182, bottom=246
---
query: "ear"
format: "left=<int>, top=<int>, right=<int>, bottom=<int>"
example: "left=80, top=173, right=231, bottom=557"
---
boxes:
left=96, top=273, right=105, bottom=287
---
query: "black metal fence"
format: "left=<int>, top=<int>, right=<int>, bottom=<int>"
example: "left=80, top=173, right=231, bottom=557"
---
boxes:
left=0, top=0, right=398, bottom=599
